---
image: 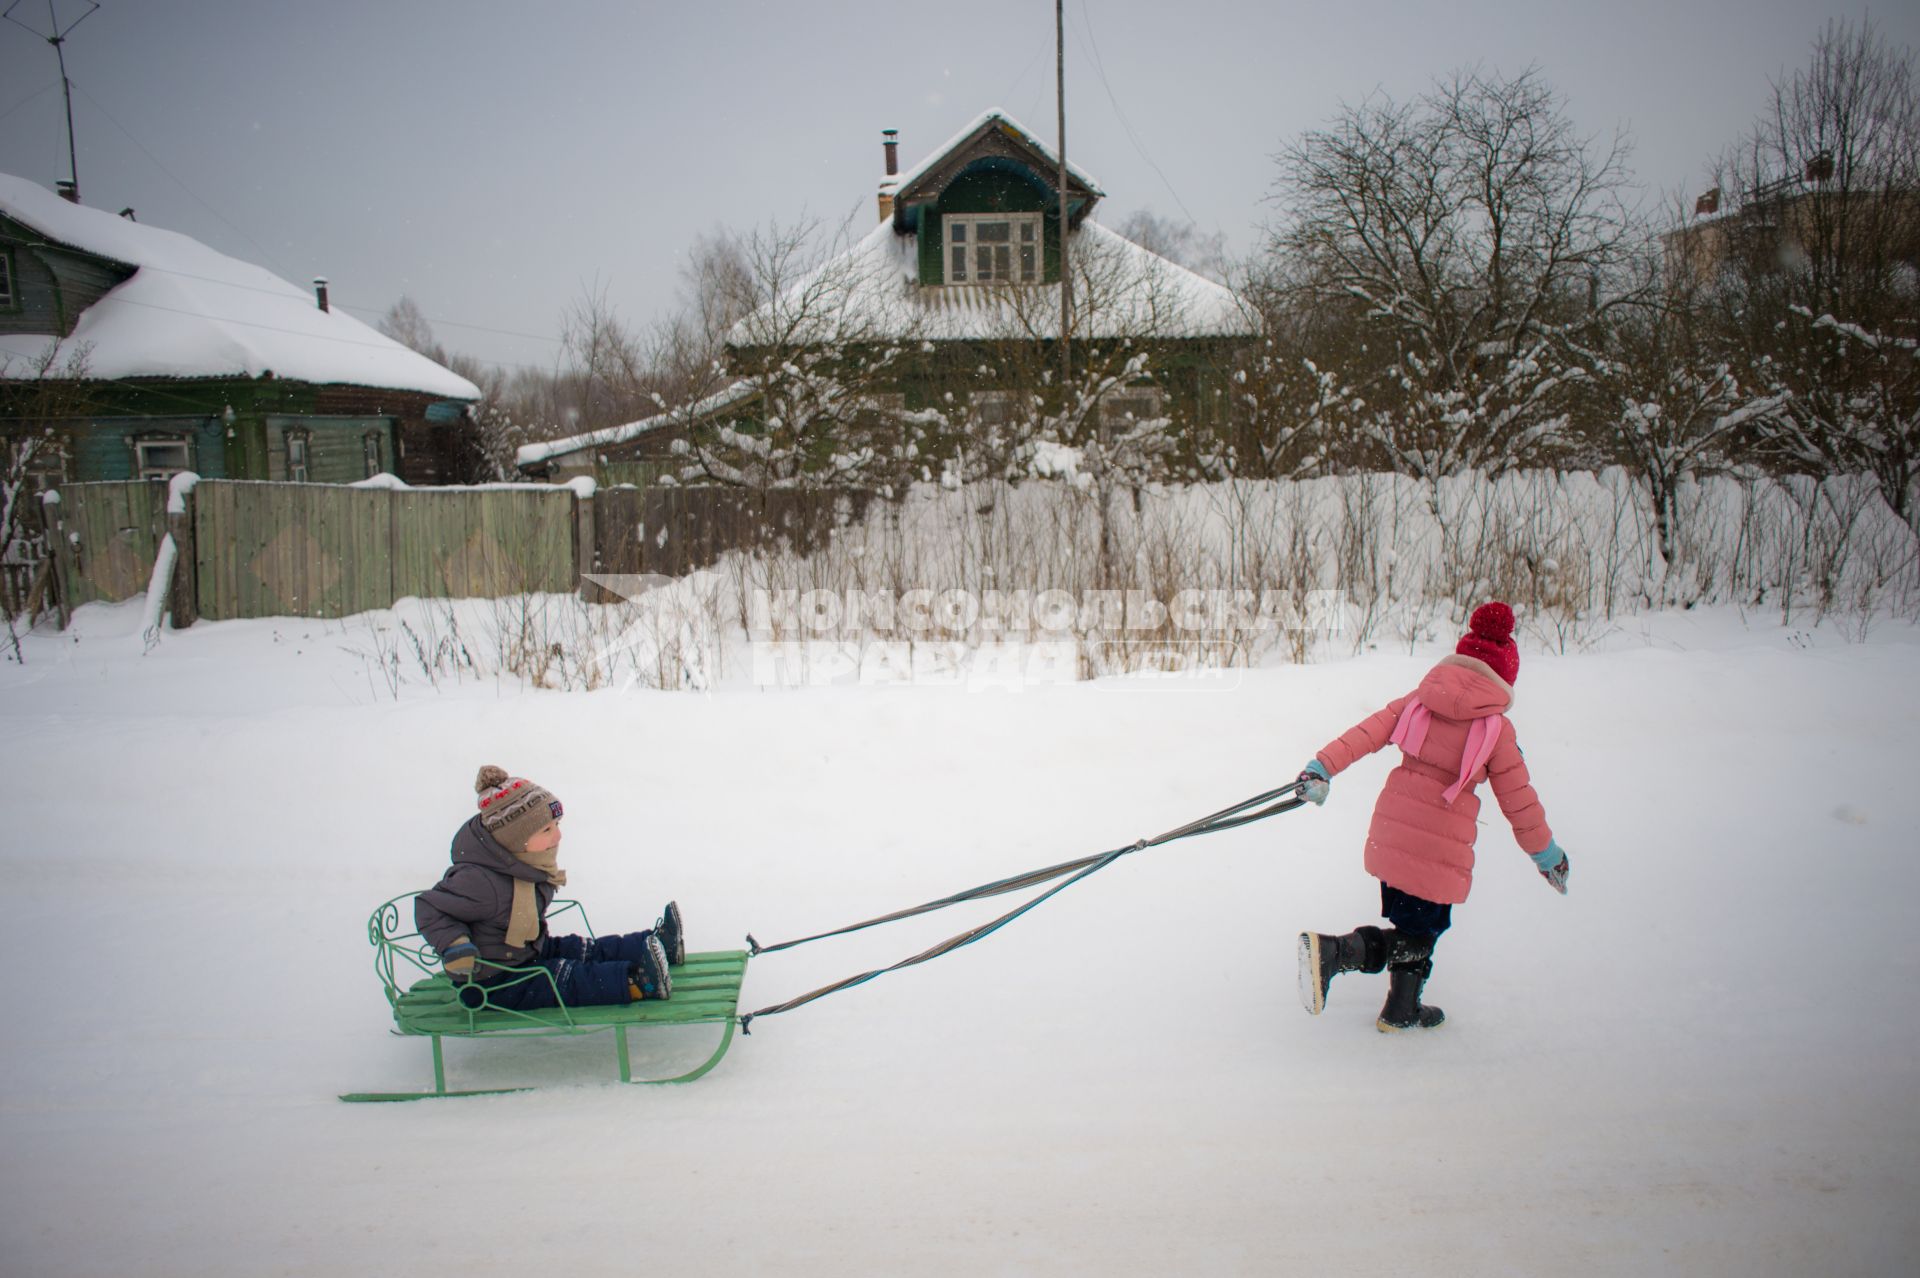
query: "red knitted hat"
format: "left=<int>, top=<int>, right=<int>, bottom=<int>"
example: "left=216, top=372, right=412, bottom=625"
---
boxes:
left=1455, top=601, right=1519, bottom=686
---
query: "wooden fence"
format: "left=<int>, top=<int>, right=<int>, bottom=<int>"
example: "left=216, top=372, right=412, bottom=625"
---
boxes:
left=190, top=482, right=578, bottom=621
left=41, top=481, right=167, bottom=621
left=591, top=485, right=873, bottom=582
left=36, top=479, right=870, bottom=624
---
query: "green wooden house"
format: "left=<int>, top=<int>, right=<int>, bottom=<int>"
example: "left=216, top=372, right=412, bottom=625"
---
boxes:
left=520, top=109, right=1254, bottom=483
left=1, top=171, right=479, bottom=490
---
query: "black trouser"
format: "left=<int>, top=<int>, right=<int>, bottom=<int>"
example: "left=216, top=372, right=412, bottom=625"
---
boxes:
left=470, top=930, right=657, bottom=1011
left=1380, top=883, right=1452, bottom=955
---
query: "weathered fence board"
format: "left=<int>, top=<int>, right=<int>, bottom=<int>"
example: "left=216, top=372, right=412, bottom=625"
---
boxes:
left=44, top=480, right=165, bottom=613
left=593, top=486, right=872, bottom=580
left=44, top=478, right=873, bottom=626
left=192, top=483, right=576, bottom=620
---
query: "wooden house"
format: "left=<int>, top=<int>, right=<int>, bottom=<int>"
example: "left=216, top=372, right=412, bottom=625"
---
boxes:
left=0, top=172, right=480, bottom=490
left=521, top=109, right=1254, bottom=483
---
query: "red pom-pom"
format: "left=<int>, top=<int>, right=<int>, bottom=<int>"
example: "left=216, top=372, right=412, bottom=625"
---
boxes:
left=1470, top=601, right=1514, bottom=643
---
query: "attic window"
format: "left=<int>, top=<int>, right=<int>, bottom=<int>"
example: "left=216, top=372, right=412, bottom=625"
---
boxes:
left=0, top=250, right=13, bottom=308
left=947, top=213, right=1040, bottom=285
left=135, top=436, right=192, bottom=482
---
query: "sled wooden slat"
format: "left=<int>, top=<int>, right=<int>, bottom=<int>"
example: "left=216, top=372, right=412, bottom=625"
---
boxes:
left=342, top=893, right=748, bottom=1102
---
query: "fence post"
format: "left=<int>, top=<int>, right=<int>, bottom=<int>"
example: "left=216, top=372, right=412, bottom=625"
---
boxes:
left=167, top=486, right=198, bottom=629
left=39, top=489, right=71, bottom=631
left=573, top=484, right=600, bottom=603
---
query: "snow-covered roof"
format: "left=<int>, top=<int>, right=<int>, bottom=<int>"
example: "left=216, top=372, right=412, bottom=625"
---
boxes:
left=516, top=379, right=761, bottom=467
left=727, top=218, right=1253, bottom=347
left=891, top=108, right=1104, bottom=202
left=0, top=172, right=479, bottom=400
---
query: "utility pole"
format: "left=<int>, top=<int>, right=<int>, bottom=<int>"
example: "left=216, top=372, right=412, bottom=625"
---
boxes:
left=1057, top=0, right=1112, bottom=586
left=4, top=1, right=101, bottom=203
left=1055, top=0, right=1070, bottom=394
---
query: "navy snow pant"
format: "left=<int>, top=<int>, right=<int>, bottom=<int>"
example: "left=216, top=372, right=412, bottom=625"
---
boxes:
left=471, top=929, right=659, bottom=1011
left=1380, top=883, right=1452, bottom=953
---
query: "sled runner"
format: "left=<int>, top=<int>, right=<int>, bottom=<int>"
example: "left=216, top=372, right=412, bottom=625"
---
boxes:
left=341, top=893, right=748, bottom=1102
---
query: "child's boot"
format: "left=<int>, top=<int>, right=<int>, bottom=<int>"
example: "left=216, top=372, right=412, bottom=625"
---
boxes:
left=1376, top=957, right=1445, bottom=1031
left=656, top=900, right=685, bottom=967
left=1297, top=925, right=1386, bottom=1014
left=627, top=934, right=673, bottom=1001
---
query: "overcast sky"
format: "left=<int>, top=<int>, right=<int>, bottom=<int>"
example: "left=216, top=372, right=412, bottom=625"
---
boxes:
left=3, top=0, right=1914, bottom=372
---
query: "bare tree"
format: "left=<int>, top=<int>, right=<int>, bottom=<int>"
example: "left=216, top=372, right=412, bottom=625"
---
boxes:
left=1, top=342, right=91, bottom=652
left=1113, top=209, right=1231, bottom=283
left=1270, top=66, right=1641, bottom=488
left=560, top=279, right=654, bottom=437
left=380, top=295, right=544, bottom=482
left=1598, top=294, right=1784, bottom=566
left=672, top=217, right=925, bottom=492
left=1708, top=19, right=1920, bottom=528
left=377, top=295, right=441, bottom=358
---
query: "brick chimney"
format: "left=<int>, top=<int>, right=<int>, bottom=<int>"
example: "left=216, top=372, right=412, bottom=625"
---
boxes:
left=56, top=180, right=78, bottom=204
left=878, top=129, right=900, bottom=223
left=313, top=277, right=330, bottom=312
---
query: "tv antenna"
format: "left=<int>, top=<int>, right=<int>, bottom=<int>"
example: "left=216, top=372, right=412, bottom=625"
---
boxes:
left=4, top=1, right=102, bottom=202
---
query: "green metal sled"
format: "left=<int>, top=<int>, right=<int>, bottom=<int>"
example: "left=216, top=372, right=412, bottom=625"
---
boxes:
left=341, top=893, right=748, bottom=1102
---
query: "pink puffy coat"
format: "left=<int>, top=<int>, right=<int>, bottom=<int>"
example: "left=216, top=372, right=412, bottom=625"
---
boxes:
left=1315, top=654, right=1553, bottom=905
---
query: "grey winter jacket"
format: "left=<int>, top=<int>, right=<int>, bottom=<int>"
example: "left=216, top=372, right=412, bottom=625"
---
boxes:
left=415, top=816, right=557, bottom=981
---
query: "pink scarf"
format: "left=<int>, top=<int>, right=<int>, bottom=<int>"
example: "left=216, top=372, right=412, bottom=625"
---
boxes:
left=1390, top=698, right=1504, bottom=805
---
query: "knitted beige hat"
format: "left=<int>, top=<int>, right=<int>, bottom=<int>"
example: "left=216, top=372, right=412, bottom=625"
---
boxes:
left=474, top=764, right=563, bottom=854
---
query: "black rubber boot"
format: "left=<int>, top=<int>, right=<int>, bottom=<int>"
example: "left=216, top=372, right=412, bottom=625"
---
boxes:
left=627, top=933, right=673, bottom=1001
left=656, top=900, right=685, bottom=967
left=1297, top=925, right=1386, bottom=1015
left=1376, top=957, right=1445, bottom=1032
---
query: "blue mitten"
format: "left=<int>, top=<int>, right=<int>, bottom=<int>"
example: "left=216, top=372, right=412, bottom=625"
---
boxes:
left=1531, top=841, right=1570, bottom=895
left=441, top=939, right=480, bottom=981
left=1298, top=759, right=1330, bottom=806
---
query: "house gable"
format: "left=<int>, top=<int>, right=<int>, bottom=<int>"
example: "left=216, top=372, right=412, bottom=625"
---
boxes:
left=0, top=210, right=137, bottom=344
left=891, top=111, right=1102, bottom=230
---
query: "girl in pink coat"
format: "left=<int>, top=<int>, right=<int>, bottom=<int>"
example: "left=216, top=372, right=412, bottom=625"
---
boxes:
left=1295, top=602, right=1570, bottom=1031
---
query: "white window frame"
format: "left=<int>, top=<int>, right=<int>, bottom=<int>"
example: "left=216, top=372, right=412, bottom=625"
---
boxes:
left=135, top=435, right=192, bottom=482
left=946, top=212, right=1041, bottom=285
left=1098, top=387, right=1168, bottom=429
left=362, top=429, right=384, bottom=478
left=285, top=428, right=311, bottom=482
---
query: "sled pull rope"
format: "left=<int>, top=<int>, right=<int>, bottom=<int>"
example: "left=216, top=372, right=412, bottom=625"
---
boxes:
left=738, top=780, right=1309, bottom=1032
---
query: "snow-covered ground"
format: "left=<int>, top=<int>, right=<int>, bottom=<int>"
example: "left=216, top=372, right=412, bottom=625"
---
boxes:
left=3, top=601, right=1917, bottom=1275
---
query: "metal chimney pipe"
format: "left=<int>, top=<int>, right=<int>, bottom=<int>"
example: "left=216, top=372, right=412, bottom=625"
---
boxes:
left=313, top=278, right=330, bottom=312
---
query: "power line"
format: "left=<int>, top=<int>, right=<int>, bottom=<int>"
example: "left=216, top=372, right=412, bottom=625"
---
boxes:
left=3, top=0, right=98, bottom=198
left=330, top=301, right=563, bottom=347
left=0, top=77, right=59, bottom=124
left=36, top=254, right=567, bottom=349
left=65, top=77, right=300, bottom=283
left=1074, top=0, right=1202, bottom=230
left=39, top=292, right=566, bottom=377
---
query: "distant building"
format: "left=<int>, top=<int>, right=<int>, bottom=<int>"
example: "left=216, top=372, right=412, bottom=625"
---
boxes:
left=1664, top=167, right=1920, bottom=293
left=522, top=109, right=1254, bottom=483
left=0, top=172, right=479, bottom=488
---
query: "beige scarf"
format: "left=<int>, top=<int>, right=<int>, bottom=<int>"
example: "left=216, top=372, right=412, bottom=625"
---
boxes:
left=505, top=849, right=568, bottom=948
